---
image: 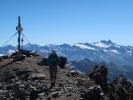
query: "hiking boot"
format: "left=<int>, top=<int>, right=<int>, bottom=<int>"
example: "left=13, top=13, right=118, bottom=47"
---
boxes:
left=50, top=83, right=53, bottom=89
left=53, top=82, right=55, bottom=87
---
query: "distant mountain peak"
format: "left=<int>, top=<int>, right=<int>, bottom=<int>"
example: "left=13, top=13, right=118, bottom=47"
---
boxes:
left=24, top=43, right=40, bottom=48
left=92, top=40, right=113, bottom=48
left=4, top=45, right=15, bottom=48
left=100, top=40, right=115, bottom=45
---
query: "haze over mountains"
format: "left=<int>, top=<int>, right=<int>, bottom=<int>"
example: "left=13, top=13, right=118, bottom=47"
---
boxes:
left=0, top=40, right=133, bottom=81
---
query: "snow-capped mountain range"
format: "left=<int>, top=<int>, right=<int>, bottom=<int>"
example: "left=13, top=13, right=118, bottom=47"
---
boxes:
left=1, top=40, right=133, bottom=66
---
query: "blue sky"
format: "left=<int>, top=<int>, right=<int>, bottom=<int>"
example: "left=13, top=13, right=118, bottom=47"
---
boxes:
left=0, top=0, right=133, bottom=46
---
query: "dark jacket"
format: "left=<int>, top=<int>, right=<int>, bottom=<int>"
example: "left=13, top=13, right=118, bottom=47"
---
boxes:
left=47, top=53, right=60, bottom=66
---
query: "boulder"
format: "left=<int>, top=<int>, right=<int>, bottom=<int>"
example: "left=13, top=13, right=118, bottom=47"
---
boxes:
left=80, top=86, right=103, bottom=100
left=70, top=70, right=79, bottom=77
left=59, top=56, right=67, bottom=68
left=88, top=65, right=108, bottom=92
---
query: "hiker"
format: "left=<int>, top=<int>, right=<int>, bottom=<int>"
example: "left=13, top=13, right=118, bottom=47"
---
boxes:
left=47, top=49, right=60, bottom=88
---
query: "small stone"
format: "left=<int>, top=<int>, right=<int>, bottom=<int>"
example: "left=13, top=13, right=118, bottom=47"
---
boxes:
left=47, top=97, right=51, bottom=100
left=51, top=92, right=59, bottom=98
left=66, top=93, right=72, bottom=97
left=58, top=83, right=64, bottom=87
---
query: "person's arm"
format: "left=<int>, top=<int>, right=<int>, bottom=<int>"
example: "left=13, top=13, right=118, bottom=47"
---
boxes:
left=47, top=55, right=51, bottom=66
left=57, top=56, right=60, bottom=65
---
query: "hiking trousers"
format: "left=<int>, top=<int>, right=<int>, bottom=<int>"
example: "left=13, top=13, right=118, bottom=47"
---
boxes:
left=49, top=65, right=57, bottom=81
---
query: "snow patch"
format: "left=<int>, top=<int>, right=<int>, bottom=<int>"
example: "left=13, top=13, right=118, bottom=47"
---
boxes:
left=103, top=50, right=108, bottom=52
left=104, top=49, right=120, bottom=54
left=114, top=45, right=121, bottom=48
left=126, top=51, right=133, bottom=56
left=8, top=50, right=15, bottom=55
left=0, top=54, right=4, bottom=57
left=74, top=44, right=96, bottom=50
left=110, top=50, right=120, bottom=54
left=93, top=42, right=111, bottom=48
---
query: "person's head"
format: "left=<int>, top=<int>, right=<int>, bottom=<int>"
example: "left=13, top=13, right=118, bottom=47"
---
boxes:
left=52, top=49, right=56, bottom=54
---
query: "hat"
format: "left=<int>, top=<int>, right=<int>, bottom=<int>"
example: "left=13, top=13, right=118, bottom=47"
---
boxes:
left=52, top=49, right=56, bottom=53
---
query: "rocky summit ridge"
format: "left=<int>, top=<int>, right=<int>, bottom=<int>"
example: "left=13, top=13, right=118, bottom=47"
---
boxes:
left=0, top=56, right=133, bottom=100
left=0, top=56, right=97, bottom=100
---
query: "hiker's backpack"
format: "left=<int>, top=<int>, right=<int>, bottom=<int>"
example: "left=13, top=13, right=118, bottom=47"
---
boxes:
left=59, top=56, right=67, bottom=68
left=49, top=54, right=59, bottom=65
